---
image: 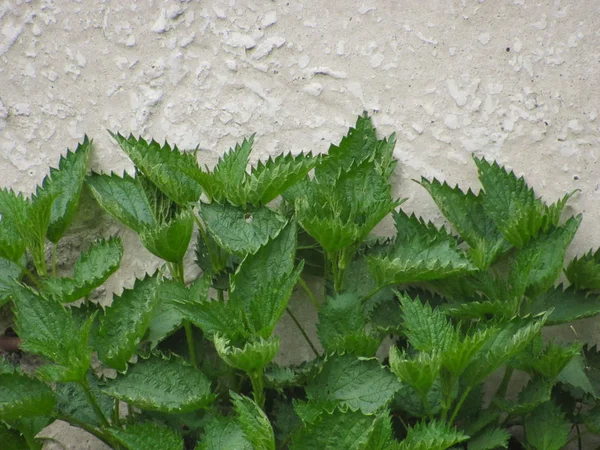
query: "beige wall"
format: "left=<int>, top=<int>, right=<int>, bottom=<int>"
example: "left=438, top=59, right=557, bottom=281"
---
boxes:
left=2, top=0, right=600, bottom=349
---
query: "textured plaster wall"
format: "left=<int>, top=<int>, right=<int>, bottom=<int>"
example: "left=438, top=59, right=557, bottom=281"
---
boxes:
left=1, top=0, right=600, bottom=447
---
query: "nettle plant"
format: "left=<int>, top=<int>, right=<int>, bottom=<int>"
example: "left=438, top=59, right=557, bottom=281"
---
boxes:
left=2, top=114, right=600, bottom=450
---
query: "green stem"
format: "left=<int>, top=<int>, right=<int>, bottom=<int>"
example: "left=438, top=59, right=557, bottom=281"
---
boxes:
left=218, top=289, right=225, bottom=302
left=56, top=414, right=117, bottom=448
left=184, top=320, right=198, bottom=368
left=249, top=369, right=265, bottom=410
left=112, top=399, right=121, bottom=427
left=297, top=277, right=319, bottom=310
left=79, top=377, right=110, bottom=428
left=495, top=366, right=514, bottom=399
left=15, top=262, right=42, bottom=290
left=362, top=285, right=384, bottom=303
left=449, top=386, right=472, bottom=424
left=127, top=403, right=135, bottom=424
left=286, top=307, right=319, bottom=357
left=323, top=251, right=330, bottom=298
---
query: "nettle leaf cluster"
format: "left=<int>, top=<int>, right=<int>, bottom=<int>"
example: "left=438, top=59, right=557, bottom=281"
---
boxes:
left=1, top=114, right=600, bottom=450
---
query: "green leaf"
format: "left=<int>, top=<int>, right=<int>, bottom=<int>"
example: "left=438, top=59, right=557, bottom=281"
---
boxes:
left=0, top=257, right=22, bottom=307
left=145, top=280, right=190, bottom=348
left=13, top=285, right=93, bottom=382
left=96, top=273, right=160, bottom=371
left=211, top=136, right=254, bottom=204
left=107, top=422, right=184, bottom=450
left=214, top=335, right=279, bottom=373
left=442, top=328, right=495, bottom=377
left=389, top=347, right=440, bottom=400
left=297, top=161, right=400, bottom=254
left=556, top=354, right=596, bottom=397
left=494, top=376, right=553, bottom=415
left=528, top=285, right=600, bottom=325
left=583, top=406, right=600, bottom=434
left=41, top=136, right=92, bottom=243
left=0, top=425, right=28, bottom=450
left=419, top=178, right=508, bottom=269
left=86, top=171, right=157, bottom=232
left=474, top=157, right=573, bottom=248
left=399, top=293, right=455, bottom=353
left=463, top=315, right=547, bottom=386
left=369, top=211, right=477, bottom=287
left=55, top=374, right=114, bottom=428
left=365, top=413, right=394, bottom=450
left=0, top=373, right=55, bottom=419
left=467, top=427, right=509, bottom=450
left=244, top=152, right=320, bottom=206
left=290, top=408, right=376, bottom=450
left=196, top=415, right=252, bottom=450
left=199, top=202, right=287, bottom=255
left=42, top=237, right=123, bottom=303
left=24, top=189, right=58, bottom=274
left=0, top=218, right=26, bottom=263
left=533, top=341, right=581, bottom=380
left=140, top=209, right=194, bottom=263
left=306, top=354, right=400, bottom=414
left=508, top=216, right=581, bottom=298
left=397, top=420, right=469, bottom=450
left=524, top=402, right=569, bottom=450
left=565, top=247, right=600, bottom=290
left=231, top=392, right=275, bottom=450
left=230, top=221, right=303, bottom=337
left=110, top=132, right=204, bottom=205
left=102, top=355, right=215, bottom=413
left=317, top=292, right=381, bottom=357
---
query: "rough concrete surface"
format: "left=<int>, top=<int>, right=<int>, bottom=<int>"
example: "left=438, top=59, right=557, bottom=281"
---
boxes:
left=1, top=0, right=600, bottom=448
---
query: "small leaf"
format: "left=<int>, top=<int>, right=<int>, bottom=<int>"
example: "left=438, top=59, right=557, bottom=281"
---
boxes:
left=528, top=284, right=600, bottom=325
left=290, top=408, right=376, bottom=450
left=494, top=376, right=553, bottom=415
left=306, top=354, right=400, bottom=414
left=24, top=189, right=58, bottom=274
left=214, top=335, right=279, bottom=373
left=13, top=285, right=93, bottom=382
left=524, top=402, right=569, bottom=450
left=231, top=392, right=275, bottom=450
left=442, top=328, right=495, bottom=377
left=399, top=293, right=455, bottom=353
left=369, top=211, right=477, bottom=287
left=419, top=178, right=508, bottom=269
left=107, top=422, right=184, bottom=450
left=244, top=152, right=320, bottom=206
left=317, top=292, right=381, bottom=357
left=467, top=427, right=509, bottom=450
left=0, top=373, right=55, bottom=419
left=96, top=273, right=160, bottom=371
left=42, top=237, right=123, bottom=303
left=396, top=420, right=469, bottom=450
left=474, top=157, right=573, bottom=248
left=145, top=280, right=192, bottom=348
left=199, top=202, right=287, bottom=255
left=41, top=136, right=92, bottom=243
left=86, top=171, right=157, bottom=232
left=102, top=355, right=215, bottom=413
left=196, top=415, right=252, bottom=450
left=533, top=341, right=581, bottom=380
left=0, top=219, right=26, bottom=263
left=211, top=136, right=254, bottom=204
left=508, top=216, right=581, bottom=298
left=140, top=209, right=194, bottom=263
left=565, top=247, right=600, bottom=290
left=556, top=354, right=596, bottom=397
left=389, top=347, right=440, bottom=400
left=110, top=132, right=204, bottom=205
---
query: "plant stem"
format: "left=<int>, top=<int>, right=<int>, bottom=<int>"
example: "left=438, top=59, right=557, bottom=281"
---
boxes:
left=184, top=320, right=198, bottom=368
left=495, top=366, right=514, bottom=399
left=112, top=399, right=121, bottom=427
left=15, top=263, right=42, bottom=290
left=449, top=386, right=472, bottom=424
left=56, top=414, right=116, bottom=447
left=249, top=369, right=265, bottom=410
left=286, top=307, right=319, bottom=357
left=297, top=277, right=319, bottom=310
left=127, top=403, right=135, bottom=424
left=79, top=377, right=110, bottom=428
left=218, top=289, right=225, bottom=302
